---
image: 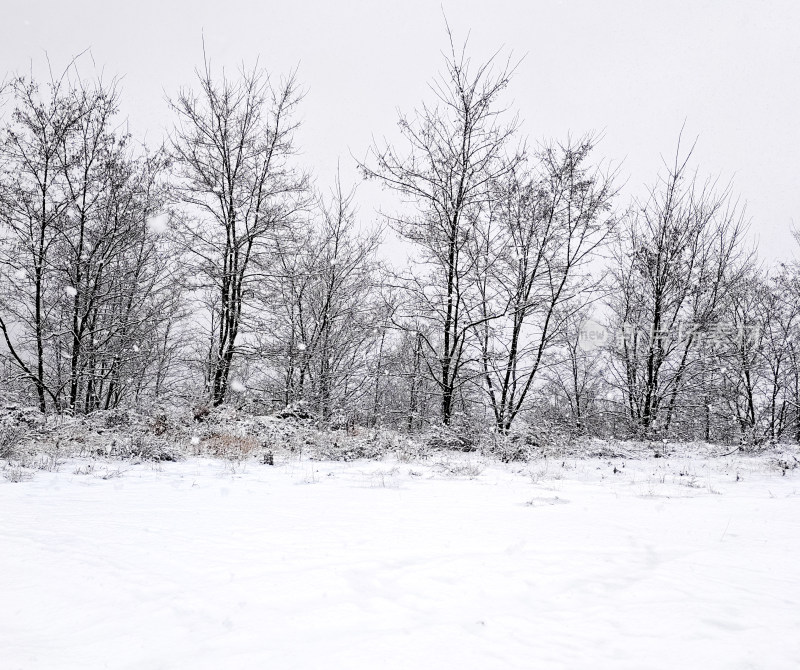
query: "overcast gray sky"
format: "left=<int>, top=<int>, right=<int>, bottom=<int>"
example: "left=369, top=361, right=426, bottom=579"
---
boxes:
left=2, top=0, right=798, bottom=259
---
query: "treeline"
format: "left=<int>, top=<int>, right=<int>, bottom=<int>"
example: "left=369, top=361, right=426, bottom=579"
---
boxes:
left=1, top=43, right=798, bottom=446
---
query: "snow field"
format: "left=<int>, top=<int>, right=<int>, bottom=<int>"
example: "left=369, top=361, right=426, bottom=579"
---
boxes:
left=1, top=453, right=798, bottom=669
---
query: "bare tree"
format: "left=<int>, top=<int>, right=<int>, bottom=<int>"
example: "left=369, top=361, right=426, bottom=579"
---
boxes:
left=608, top=137, right=751, bottom=437
left=475, top=137, right=617, bottom=432
left=256, top=176, right=386, bottom=424
left=0, top=71, right=84, bottom=411
left=169, top=54, right=307, bottom=406
left=0, top=64, right=178, bottom=413
left=544, top=304, right=611, bottom=435
left=361, top=32, right=522, bottom=425
left=712, top=267, right=800, bottom=444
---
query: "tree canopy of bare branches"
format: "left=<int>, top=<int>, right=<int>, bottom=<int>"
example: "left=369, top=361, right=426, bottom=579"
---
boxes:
left=169, top=55, right=308, bottom=405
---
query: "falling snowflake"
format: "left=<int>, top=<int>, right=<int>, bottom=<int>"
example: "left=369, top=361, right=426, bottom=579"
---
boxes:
left=147, top=214, right=169, bottom=234
left=230, top=379, right=246, bottom=393
left=297, top=343, right=307, bottom=351
left=64, top=286, right=77, bottom=298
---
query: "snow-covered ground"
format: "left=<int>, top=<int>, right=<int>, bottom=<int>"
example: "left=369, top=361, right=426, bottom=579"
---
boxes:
left=1, top=452, right=798, bottom=669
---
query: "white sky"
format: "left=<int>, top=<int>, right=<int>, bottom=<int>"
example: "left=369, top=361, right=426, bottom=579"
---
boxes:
left=3, top=0, right=799, bottom=261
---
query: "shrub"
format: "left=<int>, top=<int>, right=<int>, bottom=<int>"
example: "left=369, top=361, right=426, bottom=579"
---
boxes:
left=423, top=424, right=477, bottom=452
left=103, top=409, right=131, bottom=428
left=0, top=424, right=24, bottom=460
left=491, top=437, right=536, bottom=463
left=152, top=412, right=168, bottom=436
left=123, top=433, right=181, bottom=461
left=193, top=403, right=211, bottom=422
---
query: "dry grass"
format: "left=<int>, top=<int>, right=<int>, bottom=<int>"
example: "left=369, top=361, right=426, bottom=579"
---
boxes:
left=200, top=433, right=261, bottom=460
left=435, top=457, right=484, bottom=478
left=3, top=465, right=33, bottom=483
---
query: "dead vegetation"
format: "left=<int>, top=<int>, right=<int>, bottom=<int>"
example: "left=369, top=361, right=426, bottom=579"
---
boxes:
left=2, top=403, right=800, bottom=487
left=197, top=433, right=261, bottom=460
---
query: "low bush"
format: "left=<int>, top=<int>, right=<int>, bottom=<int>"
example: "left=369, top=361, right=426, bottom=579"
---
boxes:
left=0, top=424, right=24, bottom=460
left=121, top=433, right=182, bottom=461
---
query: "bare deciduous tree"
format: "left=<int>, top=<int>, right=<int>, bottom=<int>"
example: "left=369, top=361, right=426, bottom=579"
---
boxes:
left=476, top=137, right=617, bottom=432
left=169, top=55, right=308, bottom=406
left=0, top=65, right=177, bottom=413
left=608, top=138, right=751, bottom=437
left=361, top=33, right=522, bottom=425
left=256, top=176, right=387, bottom=424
